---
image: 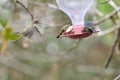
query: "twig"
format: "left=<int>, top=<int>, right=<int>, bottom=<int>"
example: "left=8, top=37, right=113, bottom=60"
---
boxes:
left=97, top=27, right=115, bottom=37
left=108, top=0, right=120, bottom=17
left=77, top=65, right=120, bottom=75
left=16, top=0, right=34, bottom=20
left=94, top=6, right=120, bottom=26
left=100, top=0, right=111, bottom=4
left=105, top=27, right=120, bottom=68
left=98, top=23, right=120, bottom=37
left=104, top=17, right=119, bottom=68
left=98, top=16, right=120, bottom=37
left=114, top=75, right=120, bottom=80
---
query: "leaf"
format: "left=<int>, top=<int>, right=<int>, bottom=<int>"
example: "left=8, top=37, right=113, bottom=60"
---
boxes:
left=9, top=33, right=21, bottom=41
left=4, top=27, right=12, bottom=40
left=97, top=0, right=113, bottom=14
left=0, top=14, right=8, bottom=28
left=5, top=27, right=12, bottom=35
left=4, top=27, right=21, bottom=41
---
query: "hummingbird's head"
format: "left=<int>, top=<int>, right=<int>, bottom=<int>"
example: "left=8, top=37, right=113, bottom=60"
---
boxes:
left=32, top=20, right=41, bottom=27
left=33, top=20, right=41, bottom=25
left=84, top=22, right=95, bottom=33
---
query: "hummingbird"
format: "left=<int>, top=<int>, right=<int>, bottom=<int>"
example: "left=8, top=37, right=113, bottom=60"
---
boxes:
left=56, top=22, right=95, bottom=38
left=83, top=22, right=95, bottom=33
left=18, top=20, right=44, bottom=43
left=56, top=24, right=73, bottom=38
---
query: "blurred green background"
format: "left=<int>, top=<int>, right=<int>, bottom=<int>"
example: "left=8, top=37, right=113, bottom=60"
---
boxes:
left=0, top=0, right=120, bottom=80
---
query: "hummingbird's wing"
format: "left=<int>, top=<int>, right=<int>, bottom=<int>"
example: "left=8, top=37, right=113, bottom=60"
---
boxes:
left=22, top=27, right=34, bottom=39
left=30, top=27, right=44, bottom=43
left=22, top=26, right=44, bottom=43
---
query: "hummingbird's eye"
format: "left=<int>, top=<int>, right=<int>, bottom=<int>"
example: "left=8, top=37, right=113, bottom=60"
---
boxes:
left=33, top=20, right=40, bottom=24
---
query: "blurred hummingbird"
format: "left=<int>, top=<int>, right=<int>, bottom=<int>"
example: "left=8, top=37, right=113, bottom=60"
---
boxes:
left=18, top=20, right=44, bottom=43
left=56, top=22, right=95, bottom=38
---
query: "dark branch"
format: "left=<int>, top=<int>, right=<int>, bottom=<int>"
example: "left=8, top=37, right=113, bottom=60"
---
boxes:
left=16, top=0, right=34, bottom=20
left=104, top=18, right=120, bottom=68
left=105, top=27, right=120, bottom=68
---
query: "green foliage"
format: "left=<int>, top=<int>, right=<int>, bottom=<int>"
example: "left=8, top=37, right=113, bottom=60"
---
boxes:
left=0, top=14, right=9, bottom=28
left=97, top=3, right=114, bottom=14
left=4, top=27, right=21, bottom=41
